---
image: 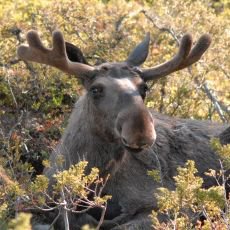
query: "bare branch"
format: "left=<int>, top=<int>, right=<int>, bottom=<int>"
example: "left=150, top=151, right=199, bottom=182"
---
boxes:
left=141, top=11, right=228, bottom=121
left=203, top=82, right=227, bottom=123
left=141, top=10, right=180, bottom=44
left=96, top=204, right=107, bottom=230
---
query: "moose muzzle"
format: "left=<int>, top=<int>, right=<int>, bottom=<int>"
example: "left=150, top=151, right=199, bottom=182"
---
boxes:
left=116, top=105, right=156, bottom=151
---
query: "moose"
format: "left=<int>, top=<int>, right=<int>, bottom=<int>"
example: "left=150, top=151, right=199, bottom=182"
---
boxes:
left=17, top=30, right=229, bottom=229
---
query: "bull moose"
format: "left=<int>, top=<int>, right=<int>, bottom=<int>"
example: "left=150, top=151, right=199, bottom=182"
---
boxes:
left=17, top=30, right=229, bottom=229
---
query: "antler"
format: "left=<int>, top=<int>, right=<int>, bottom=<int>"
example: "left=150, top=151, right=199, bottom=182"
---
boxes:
left=17, top=30, right=94, bottom=78
left=141, top=34, right=211, bottom=81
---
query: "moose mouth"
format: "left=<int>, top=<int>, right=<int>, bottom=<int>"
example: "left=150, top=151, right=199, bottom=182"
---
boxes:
left=120, top=137, right=151, bottom=153
left=123, top=145, right=144, bottom=153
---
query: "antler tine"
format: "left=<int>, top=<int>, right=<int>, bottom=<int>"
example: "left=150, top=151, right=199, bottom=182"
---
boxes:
left=174, top=34, right=211, bottom=71
left=17, top=30, right=94, bottom=77
left=141, top=34, right=193, bottom=81
left=141, top=34, right=211, bottom=82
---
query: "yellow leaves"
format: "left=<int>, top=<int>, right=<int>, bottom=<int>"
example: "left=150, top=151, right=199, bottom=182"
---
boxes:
left=94, top=195, right=111, bottom=206
left=211, top=138, right=230, bottom=167
left=50, top=161, right=111, bottom=210
left=146, top=101, right=154, bottom=108
left=147, top=169, right=161, bottom=183
left=81, top=224, right=96, bottom=230
left=42, top=159, right=50, bottom=168
left=30, top=175, right=49, bottom=193
left=7, top=182, right=25, bottom=198
left=151, top=160, right=227, bottom=229
left=150, top=210, right=161, bottom=229
left=1, top=0, right=50, bottom=23
left=174, top=161, right=203, bottom=190
left=197, top=186, right=225, bottom=215
left=0, top=203, right=8, bottom=219
left=8, top=213, right=32, bottom=230
left=54, top=161, right=101, bottom=197
left=85, top=167, right=100, bottom=184
left=156, top=188, right=180, bottom=212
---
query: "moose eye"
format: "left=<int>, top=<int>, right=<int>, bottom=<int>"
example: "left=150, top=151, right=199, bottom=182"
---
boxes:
left=89, top=85, right=104, bottom=99
left=101, top=66, right=109, bottom=71
left=139, top=84, right=149, bottom=100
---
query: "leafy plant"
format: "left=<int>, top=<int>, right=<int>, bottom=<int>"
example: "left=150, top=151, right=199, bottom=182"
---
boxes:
left=150, top=158, right=229, bottom=229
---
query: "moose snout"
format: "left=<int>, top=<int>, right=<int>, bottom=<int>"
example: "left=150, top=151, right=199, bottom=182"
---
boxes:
left=116, top=108, right=156, bottom=151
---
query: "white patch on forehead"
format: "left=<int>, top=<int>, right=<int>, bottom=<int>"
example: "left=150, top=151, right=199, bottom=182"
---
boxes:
left=114, top=78, right=136, bottom=91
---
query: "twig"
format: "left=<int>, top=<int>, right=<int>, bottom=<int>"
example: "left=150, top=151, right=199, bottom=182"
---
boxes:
left=68, top=206, right=92, bottom=214
left=2, top=66, right=18, bottom=109
left=141, top=10, right=180, bottom=44
left=143, top=9, right=229, bottom=122
left=2, top=111, right=24, bottom=180
left=115, top=15, right=127, bottom=32
left=219, top=160, right=230, bottom=229
left=61, top=190, right=70, bottom=230
left=220, top=66, right=230, bottom=79
left=202, top=82, right=227, bottom=123
left=96, top=204, right=107, bottom=230
left=202, top=207, right=214, bottom=229
left=49, top=208, right=61, bottom=230
left=194, top=76, right=227, bottom=122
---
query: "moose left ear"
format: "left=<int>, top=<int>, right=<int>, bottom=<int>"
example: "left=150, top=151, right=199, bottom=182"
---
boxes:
left=65, top=42, right=89, bottom=64
left=126, top=32, right=150, bottom=67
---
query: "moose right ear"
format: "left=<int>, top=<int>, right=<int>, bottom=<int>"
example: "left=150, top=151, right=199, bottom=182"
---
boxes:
left=65, top=42, right=89, bottom=65
left=126, top=32, right=150, bottom=67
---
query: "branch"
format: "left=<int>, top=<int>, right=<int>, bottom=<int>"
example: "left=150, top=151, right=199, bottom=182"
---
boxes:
left=218, top=160, right=230, bottom=228
left=96, top=204, right=107, bottom=230
left=61, top=190, right=70, bottom=230
left=202, top=82, right=227, bottom=123
left=142, top=10, right=229, bottom=122
left=141, top=10, right=180, bottom=44
left=220, top=66, right=230, bottom=79
left=49, top=209, right=61, bottom=230
left=193, top=76, right=227, bottom=122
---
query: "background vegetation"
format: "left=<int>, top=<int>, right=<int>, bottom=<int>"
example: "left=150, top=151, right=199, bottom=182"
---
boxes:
left=0, top=0, right=229, bottom=229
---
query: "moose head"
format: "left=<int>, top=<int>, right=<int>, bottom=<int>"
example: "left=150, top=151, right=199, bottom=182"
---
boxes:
left=17, top=30, right=211, bottom=153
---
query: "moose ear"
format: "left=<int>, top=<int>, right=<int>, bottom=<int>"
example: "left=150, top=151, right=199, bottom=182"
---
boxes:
left=65, top=42, right=89, bottom=64
left=126, top=32, right=150, bottom=67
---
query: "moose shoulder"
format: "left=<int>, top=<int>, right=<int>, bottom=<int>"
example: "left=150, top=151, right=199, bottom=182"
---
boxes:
left=17, top=30, right=229, bottom=229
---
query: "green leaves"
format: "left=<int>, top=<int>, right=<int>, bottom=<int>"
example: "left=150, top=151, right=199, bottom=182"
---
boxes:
left=211, top=138, right=230, bottom=168
left=151, top=160, right=227, bottom=229
left=8, top=213, right=32, bottom=230
left=30, top=175, right=49, bottom=193
left=54, top=161, right=89, bottom=196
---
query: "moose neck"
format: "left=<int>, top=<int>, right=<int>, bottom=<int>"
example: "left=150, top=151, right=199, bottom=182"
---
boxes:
left=60, top=94, right=126, bottom=174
